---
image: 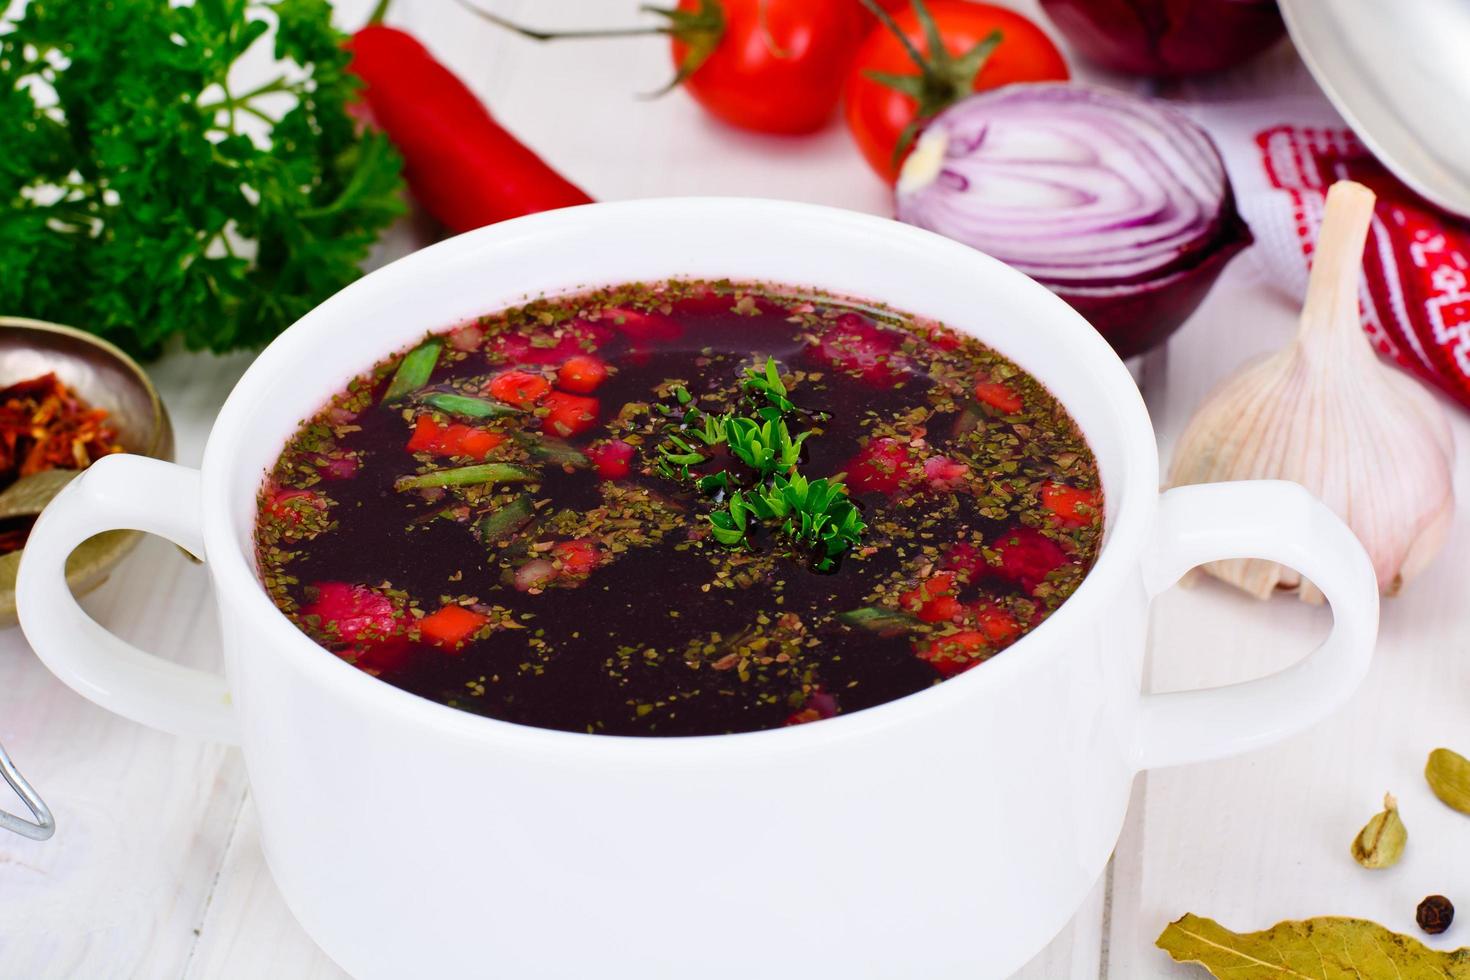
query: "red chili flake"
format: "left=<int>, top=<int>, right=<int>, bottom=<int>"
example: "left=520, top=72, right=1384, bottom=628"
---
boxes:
left=0, top=373, right=124, bottom=552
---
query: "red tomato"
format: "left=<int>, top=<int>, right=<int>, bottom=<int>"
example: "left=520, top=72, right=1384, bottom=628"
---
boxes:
left=1039, top=481, right=1100, bottom=527
left=407, top=415, right=505, bottom=460
left=418, top=605, right=488, bottom=649
left=973, top=381, right=1022, bottom=414
left=914, top=630, right=989, bottom=677
left=588, top=439, right=637, bottom=480
left=845, top=436, right=920, bottom=495
left=488, top=370, right=551, bottom=408
left=809, top=312, right=905, bottom=384
left=972, top=602, right=1021, bottom=644
left=540, top=391, right=599, bottom=438
left=844, top=1, right=1069, bottom=182
left=861, top=0, right=911, bottom=20
left=552, top=539, right=602, bottom=577
left=266, top=488, right=328, bottom=531
left=899, top=571, right=958, bottom=621
left=671, top=0, right=868, bottom=134
left=922, top=455, right=969, bottom=492
left=301, top=583, right=408, bottom=671
left=557, top=355, right=609, bottom=394
left=488, top=321, right=611, bottom=366
left=783, top=689, right=840, bottom=725
left=992, top=526, right=1069, bottom=593
left=940, top=541, right=985, bottom=581
left=602, top=307, right=683, bottom=345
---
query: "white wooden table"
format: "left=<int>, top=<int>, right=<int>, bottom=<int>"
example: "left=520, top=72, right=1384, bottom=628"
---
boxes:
left=2, top=2, right=1467, bottom=977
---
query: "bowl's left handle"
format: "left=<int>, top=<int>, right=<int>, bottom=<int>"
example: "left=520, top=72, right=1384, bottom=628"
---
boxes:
left=16, top=454, right=238, bottom=744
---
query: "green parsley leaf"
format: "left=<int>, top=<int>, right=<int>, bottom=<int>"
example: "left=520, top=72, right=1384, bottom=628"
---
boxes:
left=0, top=0, right=404, bottom=357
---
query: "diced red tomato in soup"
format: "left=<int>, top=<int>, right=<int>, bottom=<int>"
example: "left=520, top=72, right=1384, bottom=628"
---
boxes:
left=809, top=312, right=904, bottom=384
left=914, top=631, right=990, bottom=677
left=974, top=382, right=1022, bottom=414
left=541, top=391, right=599, bottom=438
left=407, top=415, right=505, bottom=460
left=488, top=370, right=550, bottom=408
left=1040, top=482, right=1100, bottom=526
left=419, top=605, right=488, bottom=649
left=588, top=439, right=636, bottom=480
left=552, top=539, right=602, bottom=577
left=557, top=355, right=608, bottom=394
left=846, top=436, right=919, bottom=495
left=992, top=527, right=1069, bottom=593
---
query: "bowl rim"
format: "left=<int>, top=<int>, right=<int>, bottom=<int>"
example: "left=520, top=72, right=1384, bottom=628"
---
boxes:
left=201, top=197, right=1159, bottom=759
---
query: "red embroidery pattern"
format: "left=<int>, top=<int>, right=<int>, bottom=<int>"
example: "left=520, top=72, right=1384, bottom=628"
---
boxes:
left=1255, top=125, right=1470, bottom=409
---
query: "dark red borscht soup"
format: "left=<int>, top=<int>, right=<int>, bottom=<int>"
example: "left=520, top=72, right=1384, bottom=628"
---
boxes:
left=255, top=281, right=1103, bottom=736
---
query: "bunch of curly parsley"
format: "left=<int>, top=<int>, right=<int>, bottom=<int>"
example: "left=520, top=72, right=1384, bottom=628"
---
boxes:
left=0, top=0, right=404, bottom=358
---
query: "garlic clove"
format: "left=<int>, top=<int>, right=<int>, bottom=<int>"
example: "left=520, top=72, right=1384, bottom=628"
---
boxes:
left=1167, top=180, right=1455, bottom=602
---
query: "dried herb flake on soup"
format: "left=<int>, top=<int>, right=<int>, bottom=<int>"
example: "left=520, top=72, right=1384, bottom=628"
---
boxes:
left=254, top=280, right=1104, bottom=736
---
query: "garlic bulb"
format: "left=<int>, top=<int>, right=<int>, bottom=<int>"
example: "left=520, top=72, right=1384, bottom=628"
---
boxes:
left=1168, top=180, right=1455, bottom=602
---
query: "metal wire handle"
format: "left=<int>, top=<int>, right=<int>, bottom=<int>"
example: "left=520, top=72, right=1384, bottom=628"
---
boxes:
left=0, top=739, right=54, bottom=840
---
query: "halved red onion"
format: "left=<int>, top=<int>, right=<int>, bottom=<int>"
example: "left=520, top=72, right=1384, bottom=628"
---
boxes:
left=895, top=83, right=1252, bottom=358
left=1038, top=0, right=1285, bottom=78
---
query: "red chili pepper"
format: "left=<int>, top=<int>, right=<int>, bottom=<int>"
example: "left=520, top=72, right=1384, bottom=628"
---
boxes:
left=346, top=25, right=593, bottom=233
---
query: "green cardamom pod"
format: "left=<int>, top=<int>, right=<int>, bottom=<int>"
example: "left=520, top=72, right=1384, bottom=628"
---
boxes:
left=1426, top=747, right=1470, bottom=815
left=1350, top=793, right=1406, bottom=869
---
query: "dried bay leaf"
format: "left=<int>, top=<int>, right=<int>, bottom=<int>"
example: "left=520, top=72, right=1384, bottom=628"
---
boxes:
left=1427, top=748, right=1470, bottom=815
left=1156, top=913, right=1470, bottom=979
left=1350, top=792, right=1406, bottom=869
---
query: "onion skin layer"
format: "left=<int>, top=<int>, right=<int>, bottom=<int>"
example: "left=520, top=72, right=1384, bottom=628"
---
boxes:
left=895, top=84, right=1254, bottom=359
left=1057, top=200, right=1253, bottom=359
left=1038, top=0, right=1286, bottom=77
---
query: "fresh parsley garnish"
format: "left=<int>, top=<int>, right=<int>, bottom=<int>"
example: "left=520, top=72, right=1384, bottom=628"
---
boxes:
left=0, top=0, right=405, bottom=357
left=656, top=357, right=866, bottom=572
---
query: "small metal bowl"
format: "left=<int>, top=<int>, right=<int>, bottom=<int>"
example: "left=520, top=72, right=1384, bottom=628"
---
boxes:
left=0, top=317, right=174, bottom=625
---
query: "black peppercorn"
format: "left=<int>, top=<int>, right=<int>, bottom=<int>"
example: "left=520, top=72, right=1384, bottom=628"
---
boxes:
left=1417, top=895, right=1454, bottom=935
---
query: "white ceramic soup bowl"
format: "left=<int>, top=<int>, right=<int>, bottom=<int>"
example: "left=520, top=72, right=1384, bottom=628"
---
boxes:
left=17, top=199, right=1378, bottom=979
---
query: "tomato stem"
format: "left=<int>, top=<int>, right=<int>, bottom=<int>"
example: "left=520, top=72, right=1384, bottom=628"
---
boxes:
left=366, top=0, right=392, bottom=25
left=856, top=0, right=1004, bottom=165
left=455, top=0, right=727, bottom=95
left=454, top=0, right=669, bottom=40
left=856, top=0, right=926, bottom=72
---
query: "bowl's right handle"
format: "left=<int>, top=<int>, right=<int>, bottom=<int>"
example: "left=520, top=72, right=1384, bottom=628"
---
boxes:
left=1134, top=480, right=1379, bottom=771
left=16, top=454, right=238, bottom=744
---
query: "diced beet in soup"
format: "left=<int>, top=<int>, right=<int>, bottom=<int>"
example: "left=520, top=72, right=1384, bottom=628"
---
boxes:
left=254, top=280, right=1104, bottom=736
